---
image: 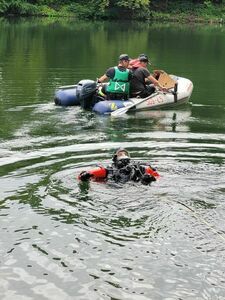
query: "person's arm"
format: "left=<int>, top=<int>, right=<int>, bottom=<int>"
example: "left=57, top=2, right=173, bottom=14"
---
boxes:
left=142, top=68, right=164, bottom=90
left=98, top=74, right=108, bottom=83
left=78, top=166, right=108, bottom=181
left=98, top=67, right=115, bottom=83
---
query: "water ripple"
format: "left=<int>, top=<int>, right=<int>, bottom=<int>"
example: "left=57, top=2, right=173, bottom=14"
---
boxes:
left=1, top=107, right=225, bottom=299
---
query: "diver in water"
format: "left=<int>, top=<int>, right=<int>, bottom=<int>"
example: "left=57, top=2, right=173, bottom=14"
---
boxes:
left=78, top=148, right=160, bottom=185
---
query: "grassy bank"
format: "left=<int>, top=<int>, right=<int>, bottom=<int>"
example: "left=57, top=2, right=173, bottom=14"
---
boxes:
left=0, top=1, right=224, bottom=24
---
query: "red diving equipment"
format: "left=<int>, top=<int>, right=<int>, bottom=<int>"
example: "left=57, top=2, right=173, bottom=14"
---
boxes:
left=78, top=166, right=107, bottom=180
left=145, top=166, right=160, bottom=179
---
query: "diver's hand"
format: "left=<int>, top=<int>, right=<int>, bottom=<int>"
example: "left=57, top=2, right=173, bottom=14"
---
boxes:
left=141, top=174, right=156, bottom=185
left=79, top=171, right=92, bottom=181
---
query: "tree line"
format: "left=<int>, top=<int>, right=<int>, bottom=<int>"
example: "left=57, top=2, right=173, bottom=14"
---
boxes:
left=0, top=0, right=224, bottom=22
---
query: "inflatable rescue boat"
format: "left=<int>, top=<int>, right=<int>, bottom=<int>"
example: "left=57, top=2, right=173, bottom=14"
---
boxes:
left=54, top=73, right=193, bottom=115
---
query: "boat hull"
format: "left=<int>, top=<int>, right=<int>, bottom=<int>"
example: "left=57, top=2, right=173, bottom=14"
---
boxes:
left=54, top=86, right=79, bottom=106
left=93, top=76, right=193, bottom=114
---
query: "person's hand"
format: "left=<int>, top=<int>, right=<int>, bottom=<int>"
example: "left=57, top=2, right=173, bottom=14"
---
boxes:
left=158, top=84, right=168, bottom=93
left=79, top=171, right=92, bottom=181
left=141, top=174, right=156, bottom=185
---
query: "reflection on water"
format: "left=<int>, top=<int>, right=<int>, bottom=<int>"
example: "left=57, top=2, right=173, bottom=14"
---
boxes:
left=1, top=19, right=225, bottom=299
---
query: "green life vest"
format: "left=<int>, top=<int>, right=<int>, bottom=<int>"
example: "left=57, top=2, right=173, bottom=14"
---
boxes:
left=106, top=67, right=130, bottom=95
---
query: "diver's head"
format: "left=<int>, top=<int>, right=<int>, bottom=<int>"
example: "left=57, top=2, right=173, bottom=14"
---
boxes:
left=112, top=148, right=131, bottom=168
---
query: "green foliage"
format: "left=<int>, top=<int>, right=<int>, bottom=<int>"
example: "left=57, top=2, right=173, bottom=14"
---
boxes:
left=106, top=0, right=152, bottom=19
left=193, top=0, right=225, bottom=18
left=38, top=5, right=59, bottom=16
left=0, top=1, right=8, bottom=13
left=115, top=0, right=150, bottom=9
left=0, top=0, right=61, bottom=16
left=155, top=0, right=225, bottom=21
left=0, top=0, right=224, bottom=23
left=64, top=3, right=92, bottom=18
left=64, top=1, right=109, bottom=19
left=1, top=1, right=39, bottom=15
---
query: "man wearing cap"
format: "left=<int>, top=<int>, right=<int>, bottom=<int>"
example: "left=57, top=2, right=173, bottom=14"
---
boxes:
left=98, top=54, right=133, bottom=100
left=130, top=54, right=165, bottom=98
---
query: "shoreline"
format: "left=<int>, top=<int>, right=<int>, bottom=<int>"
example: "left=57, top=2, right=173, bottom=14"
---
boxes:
left=0, top=5, right=224, bottom=25
left=1, top=14, right=224, bottom=25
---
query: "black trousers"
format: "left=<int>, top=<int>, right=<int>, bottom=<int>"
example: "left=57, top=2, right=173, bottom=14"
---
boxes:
left=106, top=92, right=128, bottom=100
left=131, top=85, right=156, bottom=98
left=139, top=85, right=156, bottom=98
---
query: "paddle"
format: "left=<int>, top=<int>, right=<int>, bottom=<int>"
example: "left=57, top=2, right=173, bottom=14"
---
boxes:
left=111, top=91, right=159, bottom=117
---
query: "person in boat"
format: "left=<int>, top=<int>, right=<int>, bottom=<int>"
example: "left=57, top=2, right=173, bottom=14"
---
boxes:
left=78, top=148, right=160, bottom=185
left=129, top=54, right=166, bottom=98
left=97, top=54, right=133, bottom=100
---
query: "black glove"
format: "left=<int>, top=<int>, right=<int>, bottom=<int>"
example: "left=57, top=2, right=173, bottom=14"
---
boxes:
left=79, top=171, right=92, bottom=181
left=141, top=174, right=156, bottom=185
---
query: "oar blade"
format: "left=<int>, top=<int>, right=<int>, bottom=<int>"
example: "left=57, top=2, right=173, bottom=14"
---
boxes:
left=111, top=92, right=159, bottom=117
left=111, top=106, right=130, bottom=117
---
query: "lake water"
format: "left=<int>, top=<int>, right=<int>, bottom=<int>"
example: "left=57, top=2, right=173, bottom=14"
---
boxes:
left=0, top=18, right=225, bottom=300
